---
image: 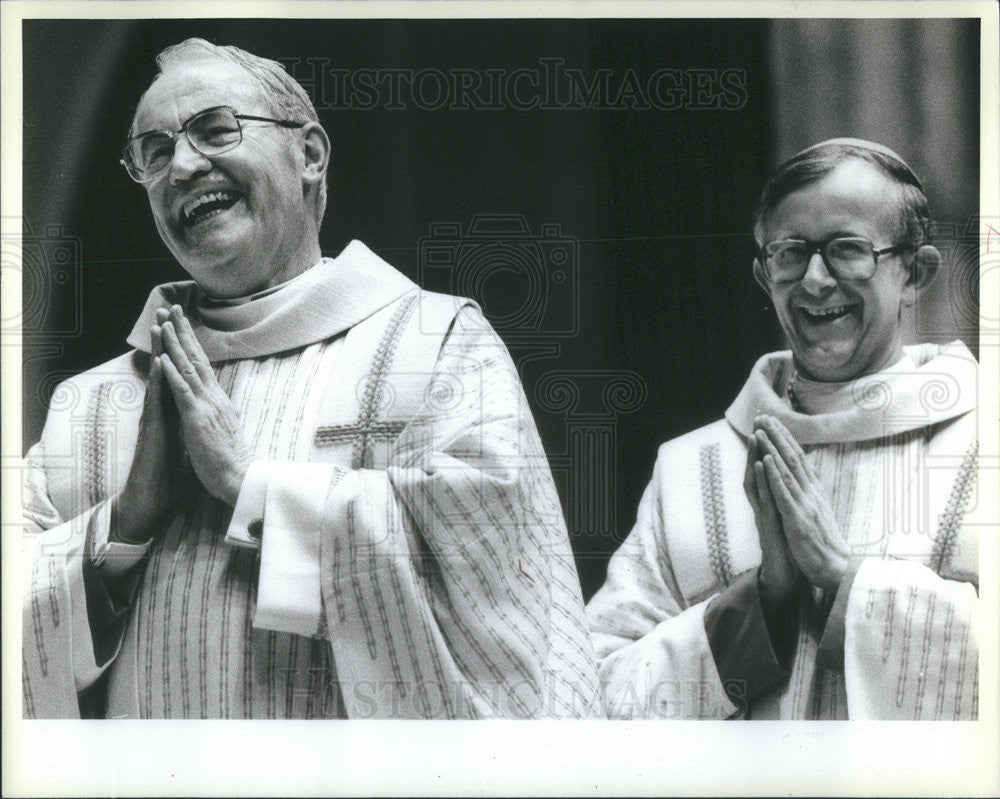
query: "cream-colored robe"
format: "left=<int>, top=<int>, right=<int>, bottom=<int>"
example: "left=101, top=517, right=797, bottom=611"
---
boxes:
left=587, top=343, right=979, bottom=719
left=22, top=241, right=599, bottom=719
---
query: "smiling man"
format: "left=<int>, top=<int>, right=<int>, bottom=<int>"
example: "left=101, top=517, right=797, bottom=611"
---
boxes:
left=587, top=139, right=980, bottom=719
left=21, top=38, right=598, bottom=719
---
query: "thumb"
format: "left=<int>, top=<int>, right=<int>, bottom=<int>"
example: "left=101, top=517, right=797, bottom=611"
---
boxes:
left=147, top=355, right=163, bottom=405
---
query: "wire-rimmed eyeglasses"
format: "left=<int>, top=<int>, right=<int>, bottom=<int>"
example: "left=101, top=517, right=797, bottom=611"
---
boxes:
left=121, top=105, right=306, bottom=183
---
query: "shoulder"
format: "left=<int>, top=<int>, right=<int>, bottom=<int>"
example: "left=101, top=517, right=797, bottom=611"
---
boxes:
left=639, top=418, right=747, bottom=502
left=406, top=290, right=505, bottom=353
left=41, top=351, right=147, bottom=423
left=411, top=289, right=482, bottom=333
left=654, top=418, right=745, bottom=466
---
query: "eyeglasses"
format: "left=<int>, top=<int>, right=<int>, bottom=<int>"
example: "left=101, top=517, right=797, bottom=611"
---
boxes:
left=121, top=105, right=306, bottom=183
left=757, top=237, right=909, bottom=284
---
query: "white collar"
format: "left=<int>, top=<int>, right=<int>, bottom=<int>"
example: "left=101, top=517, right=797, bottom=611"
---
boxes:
left=725, top=341, right=977, bottom=444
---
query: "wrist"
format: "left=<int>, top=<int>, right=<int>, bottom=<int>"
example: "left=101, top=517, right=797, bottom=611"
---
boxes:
left=756, top=568, right=798, bottom=669
left=222, top=463, right=250, bottom=507
left=757, top=567, right=797, bottom=607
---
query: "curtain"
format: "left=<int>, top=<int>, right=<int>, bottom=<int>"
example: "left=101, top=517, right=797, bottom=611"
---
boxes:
left=765, top=19, right=981, bottom=354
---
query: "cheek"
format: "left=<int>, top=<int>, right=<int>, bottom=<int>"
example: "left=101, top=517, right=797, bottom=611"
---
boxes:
left=146, top=193, right=172, bottom=229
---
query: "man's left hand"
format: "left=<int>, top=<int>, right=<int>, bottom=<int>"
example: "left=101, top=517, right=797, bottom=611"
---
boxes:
left=159, top=304, right=253, bottom=506
left=753, top=415, right=849, bottom=594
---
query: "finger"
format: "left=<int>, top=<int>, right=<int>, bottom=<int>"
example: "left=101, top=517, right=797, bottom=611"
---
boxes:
left=765, top=415, right=807, bottom=459
left=160, top=352, right=196, bottom=409
left=150, top=324, right=164, bottom=358
left=754, top=429, right=785, bottom=469
left=155, top=307, right=170, bottom=324
left=752, top=461, right=778, bottom=543
left=757, top=424, right=810, bottom=491
left=745, top=460, right=763, bottom=518
left=744, top=436, right=758, bottom=489
left=142, top=355, right=161, bottom=412
left=762, top=416, right=816, bottom=481
left=148, top=354, right=161, bottom=398
left=758, top=418, right=804, bottom=474
left=754, top=460, right=783, bottom=521
left=169, top=305, right=214, bottom=383
left=160, top=319, right=204, bottom=392
left=762, top=454, right=797, bottom=514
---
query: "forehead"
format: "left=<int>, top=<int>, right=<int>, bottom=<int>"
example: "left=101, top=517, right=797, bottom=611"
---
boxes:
left=134, top=59, right=265, bottom=132
left=765, top=159, right=900, bottom=240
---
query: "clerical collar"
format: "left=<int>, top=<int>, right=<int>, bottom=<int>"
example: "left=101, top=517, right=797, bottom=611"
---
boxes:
left=724, top=341, right=977, bottom=445
left=198, top=260, right=327, bottom=308
left=127, top=240, right=417, bottom=361
left=785, top=354, right=917, bottom=415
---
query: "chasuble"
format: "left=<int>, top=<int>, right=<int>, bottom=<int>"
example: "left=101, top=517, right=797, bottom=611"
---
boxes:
left=587, top=343, right=980, bottom=719
left=22, top=241, right=599, bottom=719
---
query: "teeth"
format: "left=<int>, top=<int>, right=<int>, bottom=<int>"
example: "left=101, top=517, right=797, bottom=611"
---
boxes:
left=183, top=191, right=234, bottom=220
left=803, top=305, right=848, bottom=318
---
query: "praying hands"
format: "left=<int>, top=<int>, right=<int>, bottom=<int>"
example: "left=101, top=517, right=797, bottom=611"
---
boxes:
left=744, top=415, right=850, bottom=599
left=157, top=305, right=253, bottom=507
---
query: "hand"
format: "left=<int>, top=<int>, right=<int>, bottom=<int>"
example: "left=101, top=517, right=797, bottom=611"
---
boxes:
left=754, top=415, right=849, bottom=594
left=114, top=325, right=180, bottom=543
left=744, top=432, right=800, bottom=604
left=159, top=305, right=253, bottom=506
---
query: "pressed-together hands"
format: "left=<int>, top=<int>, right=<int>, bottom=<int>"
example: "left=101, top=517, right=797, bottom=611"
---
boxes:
left=113, top=305, right=252, bottom=544
left=113, top=322, right=180, bottom=543
left=743, top=415, right=849, bottom=605
left=156, top=306, right=253, bottom=507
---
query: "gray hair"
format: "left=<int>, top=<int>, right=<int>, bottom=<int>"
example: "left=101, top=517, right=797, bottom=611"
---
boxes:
left=753, top=140, right=931, bottom=261
left=135, top=37, right=328, bottom=228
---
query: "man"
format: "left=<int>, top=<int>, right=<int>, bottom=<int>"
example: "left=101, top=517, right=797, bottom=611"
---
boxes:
left=22, top=38, right=598, bottom=719
left=587, top=139, right=979, bottom=719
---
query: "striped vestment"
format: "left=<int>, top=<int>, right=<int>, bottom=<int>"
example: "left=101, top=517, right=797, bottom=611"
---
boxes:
left=22, top=242, right=599, bottom=719
left=587, top=342, right=980, bottom=719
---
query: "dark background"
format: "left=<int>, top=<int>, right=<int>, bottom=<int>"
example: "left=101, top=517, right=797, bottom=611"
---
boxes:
left=20, top=18, right=980, bottom=599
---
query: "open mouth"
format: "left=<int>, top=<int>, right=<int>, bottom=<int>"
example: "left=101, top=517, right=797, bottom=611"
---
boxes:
left=181, top=191, right=244, bottom=228
left=797, top=304, right=855, bottom=324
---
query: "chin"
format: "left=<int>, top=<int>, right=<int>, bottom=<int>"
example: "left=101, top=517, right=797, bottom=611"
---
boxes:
left=794, top=346, right=859, bottom=382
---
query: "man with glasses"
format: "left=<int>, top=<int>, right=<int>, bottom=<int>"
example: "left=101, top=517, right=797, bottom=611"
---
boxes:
left=22, top=38, right=598, bottom=719
left=587, top=139, right=979, bottom=719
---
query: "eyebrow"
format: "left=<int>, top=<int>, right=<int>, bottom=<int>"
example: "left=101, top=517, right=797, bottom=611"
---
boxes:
left=129, top=105, right=232, bottom=140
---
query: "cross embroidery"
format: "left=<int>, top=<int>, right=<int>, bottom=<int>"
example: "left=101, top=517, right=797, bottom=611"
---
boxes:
left=313, top=294, right=418, bottom=469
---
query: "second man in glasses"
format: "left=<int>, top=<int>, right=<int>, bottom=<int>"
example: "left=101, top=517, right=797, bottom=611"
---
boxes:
left=587, top=138, right=980, bottom=720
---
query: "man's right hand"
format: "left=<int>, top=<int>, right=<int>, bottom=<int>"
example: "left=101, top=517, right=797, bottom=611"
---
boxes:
left=112, top=324, right=179, bottom=544
left=744, top=431, right=800, bottom=605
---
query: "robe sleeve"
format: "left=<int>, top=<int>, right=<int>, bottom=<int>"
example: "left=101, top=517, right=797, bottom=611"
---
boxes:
left=828, top=558, right=978, bottom=720
left=586, top=453, right=783, bottom=719
left=21, top=441, right=142, bottom=719
left=230, top=460, right=347, bottom=636
left=231, top=306, right=598, bottom=718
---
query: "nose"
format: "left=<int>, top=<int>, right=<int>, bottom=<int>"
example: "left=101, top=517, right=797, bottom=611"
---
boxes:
left=168, top=136, right=213, bottom=183
left=799, top=250, right=837, bottom=295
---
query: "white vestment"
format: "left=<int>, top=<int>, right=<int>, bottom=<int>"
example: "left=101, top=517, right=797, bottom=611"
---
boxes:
left=22, top=241, right=599, bottom=719
left=586, top=343, right=979, bottom=719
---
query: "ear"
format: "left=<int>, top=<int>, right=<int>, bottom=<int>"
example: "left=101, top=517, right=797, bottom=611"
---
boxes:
left=299, top=121, right=330, bottom=188
left=752, top=258, right=772, bottom=296
left=901, top=244, right=941, bottom=307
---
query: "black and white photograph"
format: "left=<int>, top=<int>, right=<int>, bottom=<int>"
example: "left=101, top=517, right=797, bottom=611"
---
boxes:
left=3, top=1, right=998, bottom=795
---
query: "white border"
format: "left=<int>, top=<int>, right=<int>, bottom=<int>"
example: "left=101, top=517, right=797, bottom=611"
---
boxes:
left=2, top=2, right=998, bottom=796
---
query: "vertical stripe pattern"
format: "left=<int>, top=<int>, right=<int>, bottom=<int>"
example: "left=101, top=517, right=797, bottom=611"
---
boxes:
left=133, top=337, right=344, bottom=718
